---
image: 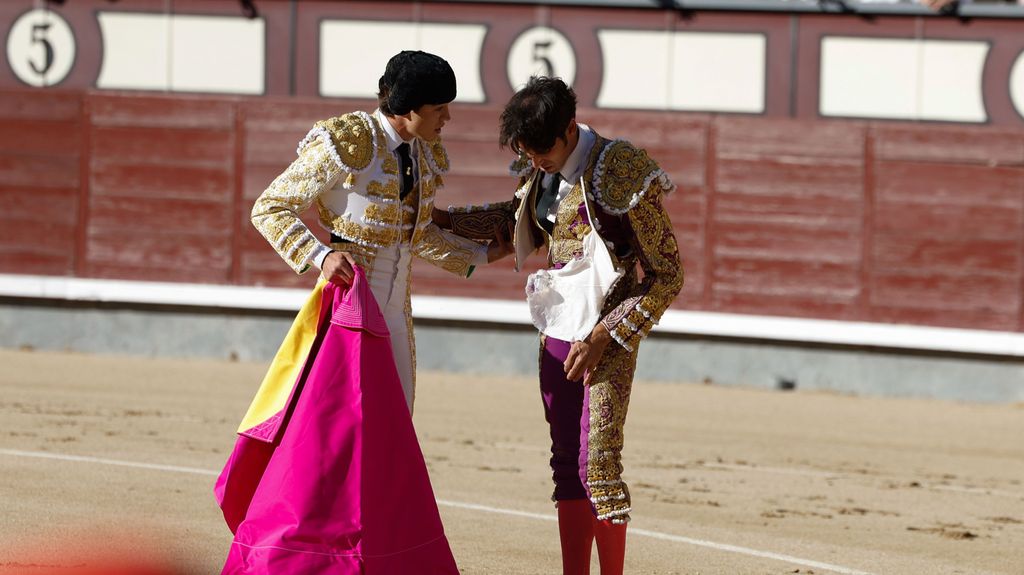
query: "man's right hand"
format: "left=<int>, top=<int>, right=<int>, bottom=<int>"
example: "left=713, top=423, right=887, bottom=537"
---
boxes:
left=322, top=250, right=357, bottom=284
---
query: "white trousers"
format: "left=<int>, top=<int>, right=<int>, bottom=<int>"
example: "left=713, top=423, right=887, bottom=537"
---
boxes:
left=362, top=243, right=415, bottom=412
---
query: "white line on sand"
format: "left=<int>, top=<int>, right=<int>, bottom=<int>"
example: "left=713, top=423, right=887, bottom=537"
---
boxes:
left=0, top=448, right=220, bottom=476
left=436, top=500, right=875, bottom=575
left=1, top=448, right=876, bottom=575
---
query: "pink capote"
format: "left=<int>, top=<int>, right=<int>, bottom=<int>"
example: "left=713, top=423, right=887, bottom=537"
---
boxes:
left=214, top=267, right=459, bottom=574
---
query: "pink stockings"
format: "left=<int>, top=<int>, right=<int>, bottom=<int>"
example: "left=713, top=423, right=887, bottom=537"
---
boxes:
left=557, top=499, right=627, bottom=575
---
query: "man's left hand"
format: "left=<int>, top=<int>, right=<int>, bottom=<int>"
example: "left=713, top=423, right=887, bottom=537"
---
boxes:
left=486, top=222, right=515, bottom=263
left=564, top=323, right=612, bottom=385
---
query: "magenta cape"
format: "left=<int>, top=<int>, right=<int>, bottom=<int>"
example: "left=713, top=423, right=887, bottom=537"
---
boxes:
left=214, top=269, right=458, bottom=574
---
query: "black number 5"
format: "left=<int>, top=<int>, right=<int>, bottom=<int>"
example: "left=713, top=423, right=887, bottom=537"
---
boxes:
left=532, top=40, right=553, bottom=77
left=29, top=23, right=54, bottom=77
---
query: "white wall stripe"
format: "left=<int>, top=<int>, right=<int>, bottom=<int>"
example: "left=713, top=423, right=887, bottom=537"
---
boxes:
left=2, top=274, right=1023, bottom=358
left=820, top=37, right=988, bottom=122
left=97, top=12, right=265, bottom=95
left=0, top=448, right=875, bottom=575
left=596, top=30, right=766, bottom=113
left=319, top=20, right=485, bottom=103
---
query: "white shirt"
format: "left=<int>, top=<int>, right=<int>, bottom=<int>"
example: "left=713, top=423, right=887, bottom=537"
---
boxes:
left=539, top=124, right=596, bottom=227
left=376, top=109, right=420, bottom=187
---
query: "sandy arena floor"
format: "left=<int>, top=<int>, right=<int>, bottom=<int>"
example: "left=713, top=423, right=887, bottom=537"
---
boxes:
left=0, top=348, right=1022, bottom=574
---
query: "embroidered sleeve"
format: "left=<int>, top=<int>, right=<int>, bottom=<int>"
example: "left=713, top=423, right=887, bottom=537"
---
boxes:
left=412, top=222, right=487, bottom=278
left=441, top=157, right=531, bottom=240
left=600, top=183, right=683, bottom=351
left=251, top=137, right=341, bottom=274
left=446, top=201, right=516, bottom=240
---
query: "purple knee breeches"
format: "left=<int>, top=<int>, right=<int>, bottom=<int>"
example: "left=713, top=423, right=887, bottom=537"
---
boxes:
left=539, top=336, right=591, bottom=502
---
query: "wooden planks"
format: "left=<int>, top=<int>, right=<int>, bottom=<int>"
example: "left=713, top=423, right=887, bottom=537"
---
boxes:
left=0, top=91, right=82, bottom=275
left=84, top=95, right=236, bottom=283
left=1, top=89, right=1022, bottom=333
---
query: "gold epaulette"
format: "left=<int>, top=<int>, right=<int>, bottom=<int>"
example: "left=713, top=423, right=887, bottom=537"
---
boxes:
left=591, top=140, right=674, bottom=216
left=296, top=111, right=380, bottom=184
left=423, top=138, right=450, bottom=175
left=509, top=154, right=532, bottom=179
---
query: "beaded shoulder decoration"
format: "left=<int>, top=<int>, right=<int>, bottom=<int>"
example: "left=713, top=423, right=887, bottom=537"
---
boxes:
left=589, top=139, right=674, bottom=216
left=296, top=111, right=382, bottom=188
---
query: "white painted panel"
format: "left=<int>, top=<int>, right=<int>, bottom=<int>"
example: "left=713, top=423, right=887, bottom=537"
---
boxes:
left=919, top=41, right=987, bottom=122
left=596, top=30, right=671, bottom=109
left=670, top=33, right=765, bottom=113
left=1011, top=51, right=1024, bottom=120
left=820, top=37, right=918, bottom=120
left=320, top=21, right=485, bottom=103
left=97, top=12, right=170, bottom=90
left=597, top=30, right=765, bottom=112
left=821, top=36, right=988, bottom=122
left=98, top=12, right=264, bottom=94
left=170, top=15, right=265, bottom=94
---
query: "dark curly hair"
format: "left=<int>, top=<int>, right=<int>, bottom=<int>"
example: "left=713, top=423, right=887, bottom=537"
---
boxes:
left=499, top=76, right=577, bottom=154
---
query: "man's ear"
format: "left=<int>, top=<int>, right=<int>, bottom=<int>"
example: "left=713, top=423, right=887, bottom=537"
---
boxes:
left=557, top=119, right=577, bottom=145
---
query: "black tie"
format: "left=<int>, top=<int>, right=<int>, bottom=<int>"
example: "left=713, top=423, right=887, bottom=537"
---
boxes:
left=535, top=173, right=561, bottom=234
left=396, top=142, right=413, bottom=200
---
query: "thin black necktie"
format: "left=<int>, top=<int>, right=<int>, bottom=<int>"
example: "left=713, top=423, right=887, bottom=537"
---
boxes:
left=535, top=173, right=562, bottom=234
left=396, top=142, right=413, bottom=200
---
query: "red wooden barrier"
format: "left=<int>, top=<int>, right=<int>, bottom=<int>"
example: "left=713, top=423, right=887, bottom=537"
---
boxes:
left=1, top=89, right=1022, bottom=333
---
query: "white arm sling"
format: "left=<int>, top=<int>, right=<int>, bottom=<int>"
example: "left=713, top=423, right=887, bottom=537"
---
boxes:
left=524, top=179, right=624, bottom=341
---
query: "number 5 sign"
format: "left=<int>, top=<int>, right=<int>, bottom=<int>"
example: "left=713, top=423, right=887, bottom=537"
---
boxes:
left=6, top=8, right=76, bottom=87
left=506, top=26, right=576, bottom=90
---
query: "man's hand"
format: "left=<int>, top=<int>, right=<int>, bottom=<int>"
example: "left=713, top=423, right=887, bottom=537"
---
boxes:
left=919, top=0, right=957, bottom=11
left=564, top=322, right=612, bottom=385
left=487, top=221, right=515, bottom=263
left=322, top=250, right=356, bottom=284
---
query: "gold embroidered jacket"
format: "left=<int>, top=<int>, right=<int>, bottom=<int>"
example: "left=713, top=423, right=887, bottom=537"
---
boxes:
left=252, top=111, right=484, bottom=278
left=449, top=134, right=684, bottom=351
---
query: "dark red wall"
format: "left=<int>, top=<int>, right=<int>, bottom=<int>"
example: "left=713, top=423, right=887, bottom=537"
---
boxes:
left=1, top=89, right=1022, bottom=333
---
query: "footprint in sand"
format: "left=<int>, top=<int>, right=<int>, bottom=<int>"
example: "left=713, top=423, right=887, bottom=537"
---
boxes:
left=906, top=522, right=980, bottom=540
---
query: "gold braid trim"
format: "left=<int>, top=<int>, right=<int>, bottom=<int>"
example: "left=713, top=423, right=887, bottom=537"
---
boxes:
left=316, top=202, right=401, bottom=249
left=602, top=183, right=683, bottom=350
left=421, top=137, right=450, bottom=175
left=584, top=339, right=639, bottom=522
left=412, top=223, right=480, bottom=277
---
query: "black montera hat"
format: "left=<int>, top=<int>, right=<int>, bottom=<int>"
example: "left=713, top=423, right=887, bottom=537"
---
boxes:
left=378, top=51, right=457, bottom=115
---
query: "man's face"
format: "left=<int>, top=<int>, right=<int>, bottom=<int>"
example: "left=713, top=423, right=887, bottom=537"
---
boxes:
left=402, top=102, right=451, bottom=142
left=520, top=120, right=577, bottom=175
